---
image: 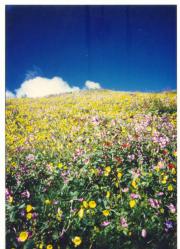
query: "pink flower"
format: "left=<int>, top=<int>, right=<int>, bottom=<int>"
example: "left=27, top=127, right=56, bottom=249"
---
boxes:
left=26, top=154, right=35, bottom=161
left=130, top=193, right=140, bottom=199
left=120, top=217, right=128, bottom=228
left=167, top=203, right=176, bottom=214
left=92, top=116, right=100, bottom=125
left=101, top=221, right=111, bottom=227
left=122, top=188, right=129, bottom=193
left=148, top=198, right=160, bottom=208
left=156, top=192, right=164, bottom=196
left=21, top=190, right=30, bottom=198
left=141, top=229, right=147, bottom=238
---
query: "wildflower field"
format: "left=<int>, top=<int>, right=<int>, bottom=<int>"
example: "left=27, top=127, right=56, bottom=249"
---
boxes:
left=6, top=90, right=177, bottom=249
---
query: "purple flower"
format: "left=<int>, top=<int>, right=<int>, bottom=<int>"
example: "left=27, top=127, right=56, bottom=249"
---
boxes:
left=165, top=220, right=173, bottom=231
left=120, top=217, right=128, bottom=228
left=32, top=212, right=38, bottom=219
left=97, top=168, right=103, bottom=176
left=101, top=221, right=111, bottom=227
left=92, top=116, right=100, bottom=125
left=20, top=210, right=25, bottom=217
left=156, top=192, right=164, bottom=196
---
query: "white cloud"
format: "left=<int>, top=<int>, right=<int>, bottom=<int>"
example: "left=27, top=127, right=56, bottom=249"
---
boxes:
left=15, top=76, right=80, bottom=98
left=85, top=80, right=102, bottom=90
left=6, top=90, right=15, bottom=98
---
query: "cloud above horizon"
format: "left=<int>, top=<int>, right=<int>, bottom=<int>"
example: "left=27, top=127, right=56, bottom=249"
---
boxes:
left=6, top=90, right=16, bottom=98
left=85, top=80, right=101, bottom=90
left=6, top=76, right=102, bottom=98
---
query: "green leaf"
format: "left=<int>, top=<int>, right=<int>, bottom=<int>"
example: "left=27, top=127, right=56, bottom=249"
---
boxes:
left=23, top=239, right=35, bottom=249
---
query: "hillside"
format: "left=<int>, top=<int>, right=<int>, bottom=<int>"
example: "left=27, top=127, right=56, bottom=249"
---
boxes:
left=6, top=90, right=177, bottom=249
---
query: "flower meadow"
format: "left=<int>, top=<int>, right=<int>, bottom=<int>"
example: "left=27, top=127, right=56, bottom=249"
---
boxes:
left=6, top=90, right=177, bottom=249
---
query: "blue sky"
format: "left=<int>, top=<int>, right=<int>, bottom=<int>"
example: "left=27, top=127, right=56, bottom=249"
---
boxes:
left=6, top=5, right=177, bottom=96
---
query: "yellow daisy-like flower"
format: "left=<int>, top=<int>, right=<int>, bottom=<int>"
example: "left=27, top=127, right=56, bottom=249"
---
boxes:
left=8, top=196, right=13, bottom=203
left=131, top=180, right=137, bottom=189
left=168, top=184, right=173, bottom=191
left=46, top=244, right=53, bottom=249
left=104, top=166, right=111, bottom=176
left=72, top=236, right=82, bottom=247
left=44, top=199, right=51, bottom=205
left=129, top=200, right=136, bottom=208
left=146, top=126, right=152, bottom=132
left=26, top=213, right=32, bottom=220
left=57, top=162, right=63, bottom=169
left=173, top=151, right=177, bottom=157
left=39, top=243, right=44, bottom=249
left=56, top=209, right=63, bottom=221
left=18, top=231, right=28, bottom=242
left=78, top=208, right=84, bottom=219
left=106, top=191, right=110, bottom=198
left=26, top=204, right=33, bottom=213
left=117, top=172, right=122, bottom=179
left=172, top=168, right=176, bottom=175
left=83, top=201, right=88, bottom=208
left=160, top=208, right=164, bottom=214
left=89, top=201, right=97, bottom=208
left=161, top=179, right=167, bottom=184
left=102, top=210, right=110, bottom=216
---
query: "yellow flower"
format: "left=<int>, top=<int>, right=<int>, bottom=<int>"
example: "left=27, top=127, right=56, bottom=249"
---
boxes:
left=18, top=231, right=28, bottom=242
left=26, top=213, right=32, bottom=220
left=117, top=172, right=122, bottom=179
left=131, top=180, right=137, bottom=189
left=106, top=191, right=110, bottom=198
left=72, top=236, right=82, bottom=247
left=146, top=126, right=151, bottom=132
left=104, top=166, right=111, bottom=176
left=89, top=201, right=96, bottom=208
left=102, top=210, right=110, bottom=216
left=78, top=208, right=84, bottom=219
left=173, top=151, right=177, bottom=157
left=115, top=181, right=119, bottom=188
left=57, top=162, right=63, bottom=168
left=45, top=199, right=51, bottom=205
left=168, top=184, right=173, bottom=191
left=161, top=179, right=167, bottom=184
left=39, top=243, right=44, bottom=249
left=46, top=245, right=53, bottom=249
left=8, top=196, right=13, bottom=203
left=161, top=176, right=168, bottom=184
left=26, top=204, right=33, bottom=213
left=155, top=166, right=160, bottom=172
left=172, top=168, right=176, bottom=175
left=83, top=201, right=88, bottom=208
left=160, top=208, right=164, bottom=214
left=129, top=200, right=136, bottom=208
left=56, top=209, right=63, bottom=221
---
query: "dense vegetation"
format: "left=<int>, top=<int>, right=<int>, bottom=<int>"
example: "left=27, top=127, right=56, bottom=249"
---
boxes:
left=6, top=90, right=177, bottom=249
